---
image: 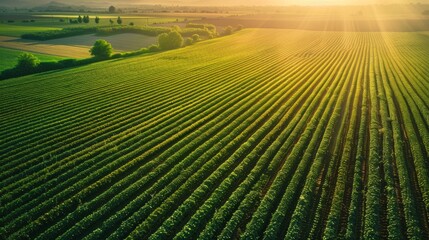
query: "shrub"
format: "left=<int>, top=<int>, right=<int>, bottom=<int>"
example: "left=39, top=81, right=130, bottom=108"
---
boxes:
left=223, top=26, right=233, bottom=35
left=95, top=16, right=100, bottom=24
left=158, top=31, right=184, bottom=50
left=96, top=26, right=170, bottom=36
left=58, top=59, right=78, bottom=67
left=148, top=44, right=160, bottom=52
left=37, top=61, right=61, bottom=72
left=111, top=53, right=123, bottom=59
left=117, top=16, right=122, bottom=25
left=185, top=23, right=216, bottom=32
left=180, top=28, right=213, bottom=38
left=89, top=40, right=113, bottom=59
left=76, top=58, right=98, bottom=65
left=16, top=53, right=40, bottom=73
left=185, top=37, right=193, bottom=46
left=0, top=68, right=17, bottom=80
left=236, top=24, right=244, bottom=31
left=171, top=25, right=181, bottom=32
left=139, top=48, right=149, bottom=53
left=192, top=34, right=200, bottom=42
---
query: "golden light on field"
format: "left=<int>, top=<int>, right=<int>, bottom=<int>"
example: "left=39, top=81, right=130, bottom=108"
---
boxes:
left=298, top=0, right=362, bottom=4
left=295, top=0, right=404, bottom=5
left=257, top=2, right=428, bottom=33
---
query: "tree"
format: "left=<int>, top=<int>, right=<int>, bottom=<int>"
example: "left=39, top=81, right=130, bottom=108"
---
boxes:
left=117, top=16, right=122, bottom=25
left=108, top=5, right=116, bottom=13
left=77, top=15, right=82, bottom=23
left=158, top=31, right=184, bottom=50
left=89, top=40, right=113, bottom=59
left=16, top=53, right=40, bottom=73
left=83, top=15, right=89, bottom=24
left=95, top=16, right=100, bottom=24
left=109, top=19, right=114, bottom=25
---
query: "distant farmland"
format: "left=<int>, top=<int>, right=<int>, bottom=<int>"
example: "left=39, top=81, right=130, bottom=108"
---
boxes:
left=0, top=23, right=60, bottom=37
left=0, top=36, right=91, bottom=59
left=1, top=28, right=428, bottom=239
left=0, top=33, right=158, bottom=59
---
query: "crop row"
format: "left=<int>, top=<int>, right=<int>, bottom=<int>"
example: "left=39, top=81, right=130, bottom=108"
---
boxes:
left=1, top=30, right=429, bottom=239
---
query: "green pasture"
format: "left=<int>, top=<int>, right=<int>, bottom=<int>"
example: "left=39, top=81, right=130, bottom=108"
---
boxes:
left=0, top=47, right=65, bottom=71
left=0, top=23, right=60, bottom=37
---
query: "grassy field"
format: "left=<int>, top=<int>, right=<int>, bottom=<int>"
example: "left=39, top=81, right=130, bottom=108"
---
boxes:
left=0, top=47, right=65, bottom=71
left=0, top=23, right=60, bottom=37
left=0, top=28, right=429, bottom=239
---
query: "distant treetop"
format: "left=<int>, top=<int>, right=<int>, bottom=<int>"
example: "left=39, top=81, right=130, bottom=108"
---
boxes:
left=109, top=5, right=116, bottom=13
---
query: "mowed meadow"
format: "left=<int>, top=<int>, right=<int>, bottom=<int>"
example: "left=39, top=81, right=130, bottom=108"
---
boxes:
left=1, top=28, right=429, bottom=239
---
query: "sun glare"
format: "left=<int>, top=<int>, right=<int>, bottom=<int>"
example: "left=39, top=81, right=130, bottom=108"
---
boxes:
left=1, top=0, right=429, bottom=239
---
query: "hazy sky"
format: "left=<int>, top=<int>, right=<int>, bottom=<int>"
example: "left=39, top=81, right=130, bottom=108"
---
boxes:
left=2, top=0, right=428, bottom=7
left=120, top=0, right=428, bottom=5
left=121, top=0, right=429, bottom=5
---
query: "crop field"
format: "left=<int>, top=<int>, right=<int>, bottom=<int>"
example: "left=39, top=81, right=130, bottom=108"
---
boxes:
left=36, top=33, right=157, bottom=52
left=0, top=36, right=91, bottom=59
left=194, top=6, right=429, bottom=32
left=0, top=28, right=429, bottom=239
left=0, top=15, right=198, bottom=29
left=0, top=47, right=65, bottom=71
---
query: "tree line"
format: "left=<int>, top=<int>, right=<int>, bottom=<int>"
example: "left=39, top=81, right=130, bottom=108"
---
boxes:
left=69, top=15, right=124, bottom=25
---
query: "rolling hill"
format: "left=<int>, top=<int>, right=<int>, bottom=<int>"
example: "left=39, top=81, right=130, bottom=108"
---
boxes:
left=1, top=28, right=429, bottom=239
